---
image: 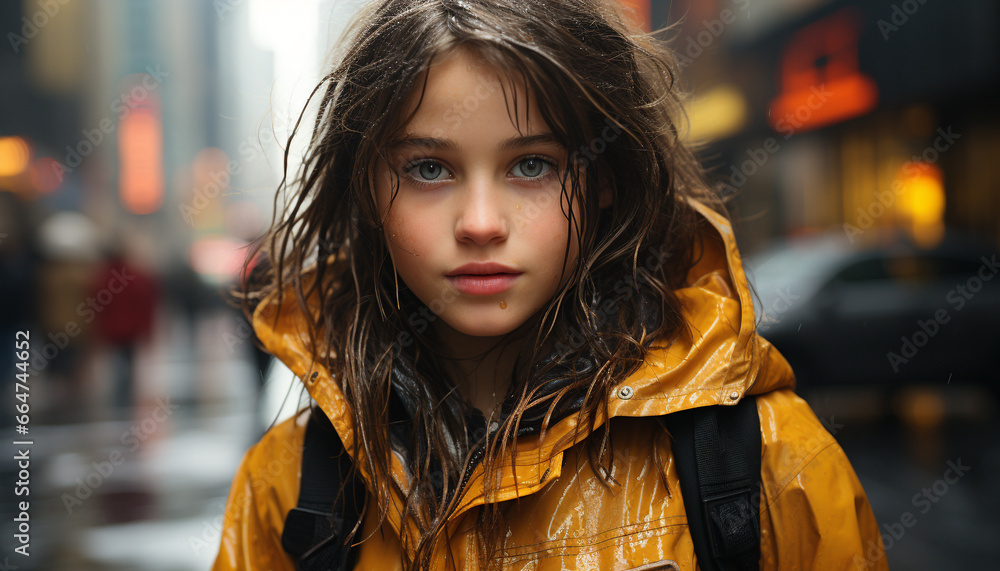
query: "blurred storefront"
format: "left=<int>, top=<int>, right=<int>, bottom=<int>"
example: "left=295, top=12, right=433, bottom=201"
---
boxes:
left=658, top=0, right=1000, bottom=252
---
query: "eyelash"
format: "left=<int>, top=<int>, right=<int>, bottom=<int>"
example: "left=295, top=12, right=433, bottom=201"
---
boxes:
left=399, top=154, right=560, bottom=189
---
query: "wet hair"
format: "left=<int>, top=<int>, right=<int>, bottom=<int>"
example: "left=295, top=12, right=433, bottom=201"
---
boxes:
left=233, top=0, right=732, bottom=568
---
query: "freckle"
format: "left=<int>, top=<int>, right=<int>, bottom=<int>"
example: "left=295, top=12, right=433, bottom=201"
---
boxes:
left=499, top=300, right=507, bottom=309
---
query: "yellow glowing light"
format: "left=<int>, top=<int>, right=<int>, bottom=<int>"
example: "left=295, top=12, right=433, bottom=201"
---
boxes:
left=895, top=161, right=944, bottom=248
left=685, top=84, right=749, bottom=143
left=0, top=136, right=32, bottom=177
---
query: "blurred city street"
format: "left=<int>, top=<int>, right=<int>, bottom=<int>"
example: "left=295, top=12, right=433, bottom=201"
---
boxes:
left=2, top=0, right=999, bottom=569
left=805, top=385, right=1000, bottom=568
left=2, top=306, right=265, bottom=570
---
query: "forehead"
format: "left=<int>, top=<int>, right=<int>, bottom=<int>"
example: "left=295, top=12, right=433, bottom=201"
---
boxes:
left=387, top=132, right=565, bottom=155
left=390, top=48, right=563, bottom=152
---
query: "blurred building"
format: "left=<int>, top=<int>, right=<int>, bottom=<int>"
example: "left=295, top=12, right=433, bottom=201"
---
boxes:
left=654, top=0, right=1000, bottom=252
left=0, top=2, right=346, bottom=568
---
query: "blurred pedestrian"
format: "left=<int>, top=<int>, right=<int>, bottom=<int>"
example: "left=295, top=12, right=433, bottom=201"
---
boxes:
left=90, top=243, right=161, bottom=418
left=35, top=210, right=102, bottom=423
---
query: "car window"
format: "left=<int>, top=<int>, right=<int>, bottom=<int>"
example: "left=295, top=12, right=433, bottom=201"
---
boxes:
left=831, top=257, right=889, bottom=283
left=886, top=253, right=983, bottom=282
left=885, top=255, right=937, bottom=282
left=833, top=253, right=985, bottom=286
left=929, top=254, right=984, bottom=277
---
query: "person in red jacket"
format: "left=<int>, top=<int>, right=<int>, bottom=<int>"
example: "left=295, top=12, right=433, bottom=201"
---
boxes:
left=91, top=245, right=160, bottom=417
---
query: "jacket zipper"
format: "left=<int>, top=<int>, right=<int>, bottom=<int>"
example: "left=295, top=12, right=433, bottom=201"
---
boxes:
left=456, top=438, right=488, bottom=500
left=454, top=418, right=544, bottom=505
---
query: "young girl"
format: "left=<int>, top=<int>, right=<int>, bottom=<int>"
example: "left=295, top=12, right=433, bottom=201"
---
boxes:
left=213, top=0, right=888, bottom=569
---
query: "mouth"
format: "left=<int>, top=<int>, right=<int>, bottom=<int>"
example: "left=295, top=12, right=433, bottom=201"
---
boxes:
left=446, top=272, right=522, bottom=295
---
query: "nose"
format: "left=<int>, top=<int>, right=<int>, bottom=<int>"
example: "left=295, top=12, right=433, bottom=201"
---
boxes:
left=454, top=175, right=510, bottom=246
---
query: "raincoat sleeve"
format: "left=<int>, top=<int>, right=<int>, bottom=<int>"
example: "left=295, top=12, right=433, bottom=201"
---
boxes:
left=757, top=389, right=889, bottom=570
left=211, top=415, right=306, bottom=571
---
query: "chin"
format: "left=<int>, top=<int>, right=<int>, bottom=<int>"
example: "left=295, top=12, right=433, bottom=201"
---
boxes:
left=443, top=312, right=525, bottom=339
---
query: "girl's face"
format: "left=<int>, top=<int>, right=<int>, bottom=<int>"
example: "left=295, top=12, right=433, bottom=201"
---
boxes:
left=375, top=48, right=609, bottom=341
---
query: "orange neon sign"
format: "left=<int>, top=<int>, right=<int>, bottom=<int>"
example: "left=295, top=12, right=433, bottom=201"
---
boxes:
left=119, top=105, right=164, bottom=214
left=768, top=8, right=878, bottom=137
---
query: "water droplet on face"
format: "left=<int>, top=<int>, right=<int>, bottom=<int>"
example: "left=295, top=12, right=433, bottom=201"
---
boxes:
left=499, top=300, right=507, bottom=309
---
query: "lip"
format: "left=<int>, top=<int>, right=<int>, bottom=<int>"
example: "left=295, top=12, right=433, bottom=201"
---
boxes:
left=446, top=262, right=521, bottom=276
left=445, top=262, right=523, bottom=296
left=446, top=273, right=521, bottom=295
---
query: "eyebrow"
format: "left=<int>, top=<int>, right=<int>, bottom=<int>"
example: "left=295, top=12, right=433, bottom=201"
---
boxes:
left=388, top=132, right=565, bottom=153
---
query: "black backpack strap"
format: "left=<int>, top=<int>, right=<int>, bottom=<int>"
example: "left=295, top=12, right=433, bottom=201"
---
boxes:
left=282, top=408, right=364, bottom=571
left=663, top=396, right=762, bottom=571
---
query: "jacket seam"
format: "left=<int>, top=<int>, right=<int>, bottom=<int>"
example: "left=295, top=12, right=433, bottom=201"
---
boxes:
left=501, top=518, right=687, bottom=562
left=501, top=514, right=687, bottom=553
left=764, top=438, right=838, bottom=510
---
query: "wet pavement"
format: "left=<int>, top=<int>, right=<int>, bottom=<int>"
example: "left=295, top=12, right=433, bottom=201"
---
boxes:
left=803, top=384, right=1000, bottom=569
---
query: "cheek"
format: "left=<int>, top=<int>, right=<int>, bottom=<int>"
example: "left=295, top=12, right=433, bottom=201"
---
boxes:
left=385, top=212, right=432, bottom=258
left=526, top=192, right=574, bottom=242
left=383, top=202, right=448, bottom=290
left=528, top=203, right=580, bottom=275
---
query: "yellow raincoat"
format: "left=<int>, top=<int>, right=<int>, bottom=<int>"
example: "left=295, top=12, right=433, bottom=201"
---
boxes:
left=212, top=198, right=889, bottom=570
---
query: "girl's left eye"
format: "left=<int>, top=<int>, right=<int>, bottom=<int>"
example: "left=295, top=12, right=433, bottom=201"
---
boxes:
left=510, top=156, right=556, bottom=180
left=400, top=155, right=559, bottom=188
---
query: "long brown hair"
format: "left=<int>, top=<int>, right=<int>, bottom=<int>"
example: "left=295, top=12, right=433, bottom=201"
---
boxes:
left=233, top=0, right=732, bottom=568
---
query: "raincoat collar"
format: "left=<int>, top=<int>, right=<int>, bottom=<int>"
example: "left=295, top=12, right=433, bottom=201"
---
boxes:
left=250, top=196, right=796, bottom=531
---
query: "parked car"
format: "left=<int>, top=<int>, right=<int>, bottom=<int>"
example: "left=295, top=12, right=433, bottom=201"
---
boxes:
left=743, top=229, right=1000, bottom=390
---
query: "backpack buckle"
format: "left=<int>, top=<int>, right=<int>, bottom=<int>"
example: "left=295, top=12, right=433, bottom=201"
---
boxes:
left=702, top=485, right=758, bottom=559
left=281, top=506, right=343, bottom=559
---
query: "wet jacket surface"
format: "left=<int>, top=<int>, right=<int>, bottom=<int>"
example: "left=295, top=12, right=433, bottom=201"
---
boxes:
left=212, top=198, right=889, bottom=570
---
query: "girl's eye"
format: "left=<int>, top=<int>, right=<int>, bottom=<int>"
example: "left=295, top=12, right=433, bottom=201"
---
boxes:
left=400, top=159, right=458, bottom=186
left=403, top=160, right=448, bottom=182
left=399, top=155, right=559, bottom=189
left=511, top=156, right=556, bottom=180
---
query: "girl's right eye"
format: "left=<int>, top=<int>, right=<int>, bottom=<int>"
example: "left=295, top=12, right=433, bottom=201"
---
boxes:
left=400, top=159, right=452, bottom=188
